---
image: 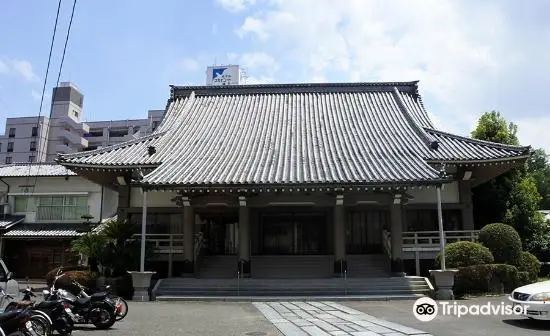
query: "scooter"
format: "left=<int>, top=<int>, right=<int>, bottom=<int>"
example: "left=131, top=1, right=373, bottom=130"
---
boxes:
left=0, top=289, right=50, bottom=335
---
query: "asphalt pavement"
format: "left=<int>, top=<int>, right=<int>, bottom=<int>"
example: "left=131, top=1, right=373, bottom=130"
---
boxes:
left=63, top=297, right=550, bottom=336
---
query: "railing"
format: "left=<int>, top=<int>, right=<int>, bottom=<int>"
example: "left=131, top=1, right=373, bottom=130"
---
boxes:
left=132, top=233, right=185, bottom=254
left=383, top=230, right=480, bottom=253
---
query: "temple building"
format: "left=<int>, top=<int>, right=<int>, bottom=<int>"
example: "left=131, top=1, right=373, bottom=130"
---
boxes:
left=56, top=81, right=531, bottom=280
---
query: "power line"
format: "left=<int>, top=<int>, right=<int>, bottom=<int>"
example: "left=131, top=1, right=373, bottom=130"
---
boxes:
left=32, top=0, right=78, bottom=184
left=23, top=0, right=63, bottom=199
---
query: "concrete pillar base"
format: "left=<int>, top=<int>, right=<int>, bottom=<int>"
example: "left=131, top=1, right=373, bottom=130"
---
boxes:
left=429, top=269, right=458, bottom=300
left=128, top=271, right=155, bottom=301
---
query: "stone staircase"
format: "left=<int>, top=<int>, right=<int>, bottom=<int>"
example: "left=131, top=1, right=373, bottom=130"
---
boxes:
left=251, top=255, right=333, bottom=278
left=197, top=255, right=238, bottom=278
left=346, top=254, right=390, bottom=278
left=154, top=276, right=432, bottom=299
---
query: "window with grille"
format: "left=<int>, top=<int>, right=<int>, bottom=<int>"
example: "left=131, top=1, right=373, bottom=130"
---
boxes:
left=31, top=127, right=38, bottom=136
left=29, top=141, right=36, bottom=151
left=5, top=157, right=12, bottom=164
left=8, top=128, right=15, bottom=137
left=28, top=155, right=36, bottom=162
left=31, top=195, right=89, bottom=221
left=7, top=142, right=13, bottom=152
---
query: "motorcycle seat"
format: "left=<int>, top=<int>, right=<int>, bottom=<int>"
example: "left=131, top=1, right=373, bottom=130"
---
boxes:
left=0, top=310, right=22, bottom=322
left=36, top=300, right=59, bottom=309
left=75, top=297, right=91, bottom=307
left=91, top=292, right=107, bottom=301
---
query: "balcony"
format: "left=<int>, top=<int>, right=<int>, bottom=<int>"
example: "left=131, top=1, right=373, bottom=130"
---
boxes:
left=59, top=129, right=88, bottom=149
left=59, top=116, right=89, bottom=134
left=383, top=229, right=480, bottom=256
left=55, top=143, right=74, bottom=154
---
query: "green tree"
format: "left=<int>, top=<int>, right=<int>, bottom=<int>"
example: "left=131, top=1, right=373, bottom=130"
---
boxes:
left=504, top=176, right=542, bottom=237
left=526, top=149, right=550, bottom=209
left=471, top=111, right=522, bottom=226
left=71, top=232, right=107, bottom=272
left=471, top=111, right=520, bottom=145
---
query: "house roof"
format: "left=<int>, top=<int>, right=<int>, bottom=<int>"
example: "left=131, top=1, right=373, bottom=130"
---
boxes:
left=3, top=222, right=89, bottom=238
left=0, top=163, right=76, bottom=177
left=57, top=81, right=531, bottom=187
left=0, top=215, right=25, bottom=230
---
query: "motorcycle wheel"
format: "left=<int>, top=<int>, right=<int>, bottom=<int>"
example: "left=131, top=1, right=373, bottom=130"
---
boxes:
left=25, top=315, right=51, bottom=336
left=89, top=303, right=116, bottom=330
left=111, top=296, right=128, bottom=321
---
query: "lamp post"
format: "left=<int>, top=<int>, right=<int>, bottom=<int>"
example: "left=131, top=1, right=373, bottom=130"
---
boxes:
left=429, top=164, right=457, bottom=300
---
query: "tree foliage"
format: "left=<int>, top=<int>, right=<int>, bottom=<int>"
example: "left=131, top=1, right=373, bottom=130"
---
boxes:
left=471, top=110, right=550, bottom=260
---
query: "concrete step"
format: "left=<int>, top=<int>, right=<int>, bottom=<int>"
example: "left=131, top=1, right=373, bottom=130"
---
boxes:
left=251, top=255, right=333, bottom=278
left=154, top=276, right=432, bottom=298
left=197, top=256, right=237, bottom=278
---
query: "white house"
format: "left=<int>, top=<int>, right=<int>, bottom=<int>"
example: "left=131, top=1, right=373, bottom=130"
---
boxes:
left=0, top=163, right=118, bottom=278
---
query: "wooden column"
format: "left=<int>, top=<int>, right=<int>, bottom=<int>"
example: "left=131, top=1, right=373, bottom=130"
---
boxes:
left=182, top=196, right=195, bottom=275
left=333, top=194, right=347, bottom=275
left=238, top=196, right=251, bottom=276
left=390, top=194, right=404, bottom=274
left=459, top=180, right=475, bottom=230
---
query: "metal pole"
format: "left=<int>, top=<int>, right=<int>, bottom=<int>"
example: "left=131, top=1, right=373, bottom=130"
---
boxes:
left=140, top=190, right=148, bottom=273
left=437, top=185, right=445, bottom=270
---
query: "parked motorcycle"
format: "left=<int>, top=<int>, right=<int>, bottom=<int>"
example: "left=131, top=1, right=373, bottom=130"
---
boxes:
left=71, top=282, right=128, bottom=321
left=0, top=289, right=50, bottom=336
left=4, top=288, right=73, bottom=336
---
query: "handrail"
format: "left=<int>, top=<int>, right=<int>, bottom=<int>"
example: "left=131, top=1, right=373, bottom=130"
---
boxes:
left=382, top=229, right=480, bottom=253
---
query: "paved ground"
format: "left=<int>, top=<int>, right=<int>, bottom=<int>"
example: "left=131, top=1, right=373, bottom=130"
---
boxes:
left=35, top=297, right=550, bottom=336
left=346, top=296, right=550, bottom=336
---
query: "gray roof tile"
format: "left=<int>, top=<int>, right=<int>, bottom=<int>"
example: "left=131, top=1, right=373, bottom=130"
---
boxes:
left=0, top=215, right=25, bottom=230
left=57, top=81, right=531, bottom=186
left=3, top=222, right=89, bottom=237
left=0, top=163, right=76, bottom=177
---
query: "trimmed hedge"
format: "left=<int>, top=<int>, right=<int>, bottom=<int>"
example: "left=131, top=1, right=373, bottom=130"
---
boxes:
left=45, top=266, right=98, bottom=296
left=435, top=241, right=494, bottom=268
left=454, top=264, right=530, bottom=298
left=478, top=223, right=522, bottom=265
left=518, top=251, right=541, bottom=282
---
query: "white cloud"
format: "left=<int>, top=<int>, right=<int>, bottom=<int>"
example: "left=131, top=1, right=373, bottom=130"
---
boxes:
left=31, top=90, right=41, bottom=101
left=0, top=60, right=8, bottom=74
left=517, top=117, right=550, bottom=153
left=11, top=59, right=39, bottom=82
left=233, top=0, right=550, bottom=152
left=216, top=0, right=256, bottom=12
left=178, top=58, right=200, bottom=72
left=239, top=52, right=279, bottom=74
left=245, top=76, right=274, bottom=84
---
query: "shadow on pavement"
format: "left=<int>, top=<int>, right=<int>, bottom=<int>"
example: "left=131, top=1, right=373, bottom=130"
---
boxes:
left=502, top=318, right=550, bottom=330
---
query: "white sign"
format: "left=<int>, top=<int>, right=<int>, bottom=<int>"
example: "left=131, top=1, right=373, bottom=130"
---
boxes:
left=206, top=65, right=240, bottom=86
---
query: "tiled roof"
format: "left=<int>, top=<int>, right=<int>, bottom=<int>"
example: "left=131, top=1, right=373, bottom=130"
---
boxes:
left=424, top=129, right=531, bottom=162
left=57, top=132, right=165, bottom=167
left=56, top=81, right=531, bottom=187
left=0, top=163, right=76, bottom=177
left=0, top=215, right=25, bottom=230
left=3, top=222, right=89, bottom=238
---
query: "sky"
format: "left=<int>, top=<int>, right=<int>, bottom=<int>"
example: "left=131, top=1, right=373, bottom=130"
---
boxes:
left=1, top=0, right=550, bottom=153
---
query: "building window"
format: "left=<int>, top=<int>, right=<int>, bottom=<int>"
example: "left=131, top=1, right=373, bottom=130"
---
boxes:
left=7, top=142, right=13, bottom=152
left=31, top=127, right=38, bottom=137
left=108, top=129, right=129, bottom=137
left=36, top=195, right=88, bottom=221
left=152, top=121, right=159, bottom=131
left=29, top=141, right=36, bottom=151
left=28, top=155, right=36, bottom=163
left=0, top=143, right=2, bottom=152
left=86, top=129, right=103, bottom=137
left=5, top=157, right=12, bottom=164
left=8, top=128, right=15, bottom=137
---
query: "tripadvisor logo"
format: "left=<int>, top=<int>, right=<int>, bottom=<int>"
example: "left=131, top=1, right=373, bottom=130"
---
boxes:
left=413, top=297, right=529, bottom=321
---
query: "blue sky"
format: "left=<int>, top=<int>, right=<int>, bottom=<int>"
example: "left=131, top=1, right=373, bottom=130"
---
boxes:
left=1, top=0, right=550, bottom=152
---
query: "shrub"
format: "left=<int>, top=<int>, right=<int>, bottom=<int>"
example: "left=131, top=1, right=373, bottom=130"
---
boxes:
left=435, top=241, right=494, bottom=268
left=517, top=251, right=541, bottom=282
left=454, top=264, right=525, bottom=298
left=478, top=223, right=522, bottom=265
left=45, top=265, right=89, bottom=287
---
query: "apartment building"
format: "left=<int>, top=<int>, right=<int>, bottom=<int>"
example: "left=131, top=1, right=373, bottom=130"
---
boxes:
left=0, top=82, right=164, bottom=163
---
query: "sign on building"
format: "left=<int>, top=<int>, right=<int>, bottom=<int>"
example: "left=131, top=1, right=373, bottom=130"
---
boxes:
left=206, top=65, right=242, bottom=86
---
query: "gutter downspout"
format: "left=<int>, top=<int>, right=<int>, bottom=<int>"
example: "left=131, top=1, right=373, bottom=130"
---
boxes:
left=99, top=186, right=104, bottom=223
